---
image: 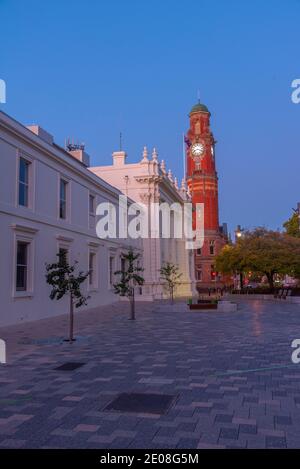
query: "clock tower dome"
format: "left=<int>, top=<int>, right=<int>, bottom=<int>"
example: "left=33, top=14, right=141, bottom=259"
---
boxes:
left=185, top=101, right=226, bottom=289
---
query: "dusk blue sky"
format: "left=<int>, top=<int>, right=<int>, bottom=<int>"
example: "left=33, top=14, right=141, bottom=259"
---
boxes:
left=1, top=0, right=300, bottom=234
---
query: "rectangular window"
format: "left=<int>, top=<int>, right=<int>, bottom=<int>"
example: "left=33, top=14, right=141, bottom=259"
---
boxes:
left=16, top=241, right=28, bottom=291
left=109, top=256, right=115, bottom=286
left=196, top=266, right=202, bottom=281
left=210, top=241, right=215, bottom=256
left=59, top=179, right=67, bottom=219
left=196, top=248, right=202, bottom=256
left=18, top=158, right=30, bottom=207
left=89, top=252, right=96, bottom=286
left=121, top=257, right=126, bottom=273
left=58, top=247, right=68, bottom=264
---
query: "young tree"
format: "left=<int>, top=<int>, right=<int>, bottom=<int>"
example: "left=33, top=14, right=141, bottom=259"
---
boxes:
left=159, top=262, right=182, bottom=304
left=113, top=249, right=144, bottom=320
left=283, top=213, right=300, bottom=238
left=45, top=252, right=90, bottom=342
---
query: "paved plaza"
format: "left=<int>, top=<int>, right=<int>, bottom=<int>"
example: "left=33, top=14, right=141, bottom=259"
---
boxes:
left=1, top=298, right=300, bottom=449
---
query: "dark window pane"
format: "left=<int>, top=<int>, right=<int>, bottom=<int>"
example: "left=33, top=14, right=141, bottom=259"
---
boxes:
left=89, top=253, right=95, bottom=285
left=60, top=180, right=67, bottom=218
left=16, top=242, right=28, bottom=291
left=59, top=248, right=68, bottom=264
left=17, top=241, right=27, bottom=265
left=19, top=158, right=29, bottom=184
left=19, top=159, right=29, bottom=207
left=18, top=183, right=28, bottom=206
left=60, top=180, right=66, bottom=200
left=89, top=195, right=95, bottom=213
left=60, top=201, right=66, bottom=219
left=109, top=257, right=114, bottom=284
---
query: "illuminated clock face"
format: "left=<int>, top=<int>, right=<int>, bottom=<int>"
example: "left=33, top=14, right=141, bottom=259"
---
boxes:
left=191, top=143, right=204, bottom=157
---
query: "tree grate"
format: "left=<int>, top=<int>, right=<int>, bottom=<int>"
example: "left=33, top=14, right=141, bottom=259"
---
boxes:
left=54, top=362, right=85, bottom=371
left=104, top=392, right=177, bottom=415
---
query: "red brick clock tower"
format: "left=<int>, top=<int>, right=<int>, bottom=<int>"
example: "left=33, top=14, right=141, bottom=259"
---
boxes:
left=185, top=102, right=226, bottom=289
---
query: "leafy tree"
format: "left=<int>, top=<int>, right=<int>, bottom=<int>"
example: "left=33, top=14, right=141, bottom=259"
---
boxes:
left=216, top=243, right=245, bottom=289
left=283, top=213, right=300, bottom=238
left=216, top=228, right=300, bottom=290
left=159, top=262, right=182, bottom=304
left=113, top=249, right=144, bottom=320
left=45, top=252, right=90, bottom=342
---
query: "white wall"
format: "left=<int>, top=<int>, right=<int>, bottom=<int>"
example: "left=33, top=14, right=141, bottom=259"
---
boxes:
left=0, top=112, right=142, bottom=326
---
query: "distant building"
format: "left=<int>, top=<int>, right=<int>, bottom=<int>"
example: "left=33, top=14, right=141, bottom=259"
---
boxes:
left=185, top=102, right=228, bottom=288
left=90, top=148, right=197, bottom=300
left=0, top=111, right=141, bottom=326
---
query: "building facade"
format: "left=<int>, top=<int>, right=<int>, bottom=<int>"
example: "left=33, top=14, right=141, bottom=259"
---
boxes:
left=0, top=111, right=141, bottom=327
left=185, top=102, right=227, bottom=289
left=90, top=147, right=196, bottom=300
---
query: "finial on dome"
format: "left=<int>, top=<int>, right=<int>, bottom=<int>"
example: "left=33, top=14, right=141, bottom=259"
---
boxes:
left=152, top=147, right=158, bottom=162
left=160, top=159, right=166, bottom=174
left=141, top=146, right=148, bottom=163
left=174, top=177, right=179, bottom=189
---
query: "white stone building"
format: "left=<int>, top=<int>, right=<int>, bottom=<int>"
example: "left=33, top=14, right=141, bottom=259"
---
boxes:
left=0, top=111, right=142, bottom=327
left=90, top=147, right=196, bottom=300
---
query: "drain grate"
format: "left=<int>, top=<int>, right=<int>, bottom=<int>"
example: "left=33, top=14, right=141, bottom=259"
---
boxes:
left=55, top=362, right=85, bottom=371
left=104, top=392, right=177, bottom=415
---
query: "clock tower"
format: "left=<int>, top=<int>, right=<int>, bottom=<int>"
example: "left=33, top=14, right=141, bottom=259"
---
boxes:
left=185, top=101, right=226, bottom=289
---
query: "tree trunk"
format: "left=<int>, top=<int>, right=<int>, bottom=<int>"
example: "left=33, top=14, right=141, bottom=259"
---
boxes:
left=129, top=288, right=135, bottom=320
left=69, top=292, right=74, bottom=342
left=170, top=286, right=174, bottom=305
left=266, top=272, right=274, bottom=291
left=239, top=272, right=244, bottom=290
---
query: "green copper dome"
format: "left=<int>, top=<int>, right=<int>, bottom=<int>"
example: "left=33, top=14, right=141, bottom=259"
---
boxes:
left=190, top=102, right=210, bottom=115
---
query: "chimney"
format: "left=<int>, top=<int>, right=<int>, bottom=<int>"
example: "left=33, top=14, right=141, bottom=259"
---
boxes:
left=27, top=125, right=54, bottom=145
left=68, top=149, right=90, bottom=167
left=112, top=151, right=126, bottom=166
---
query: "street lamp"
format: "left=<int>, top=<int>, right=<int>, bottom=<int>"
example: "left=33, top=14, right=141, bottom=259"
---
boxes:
left=235, top=225, right=243, bottom=242
left=234, top=225, right=244, bottom=291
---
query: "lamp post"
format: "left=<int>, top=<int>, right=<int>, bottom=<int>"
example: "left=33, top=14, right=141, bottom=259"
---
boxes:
left=234, top=225, right=244, bottom=291
left=235, top=225, right=243, bottom=242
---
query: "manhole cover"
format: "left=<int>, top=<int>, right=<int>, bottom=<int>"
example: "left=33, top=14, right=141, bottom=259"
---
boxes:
left=55, top=362, right=85, bottom=371
left=104, top=392, right=177, bottom=415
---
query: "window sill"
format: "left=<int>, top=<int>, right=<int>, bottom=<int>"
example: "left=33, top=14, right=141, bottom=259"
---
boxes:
left=13, top=291, right=33, bottom=299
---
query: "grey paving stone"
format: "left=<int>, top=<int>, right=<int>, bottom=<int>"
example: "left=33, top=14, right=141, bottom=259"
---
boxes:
left=239, top=424, right=257, bottom=435
left=266, top=436, right=287, bottom=448
left=274, top=416, right=292, bottom=425
left=1, top=299, right=300, bottom=448
left=219, top=427, right=239, bottom=440
left=215, top=414, right=233, bottom=423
